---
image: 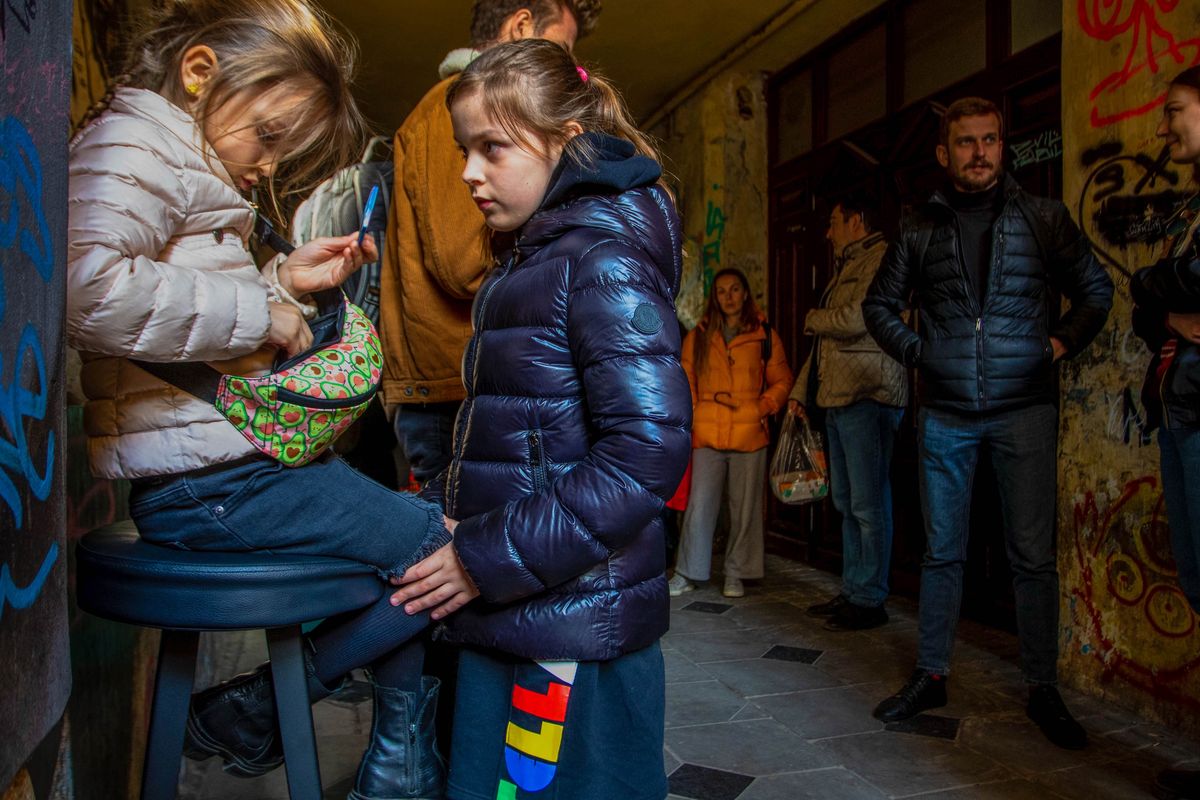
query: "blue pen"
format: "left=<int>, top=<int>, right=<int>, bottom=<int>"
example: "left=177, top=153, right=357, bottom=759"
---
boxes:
left=357, top=184, right=380, bottom=247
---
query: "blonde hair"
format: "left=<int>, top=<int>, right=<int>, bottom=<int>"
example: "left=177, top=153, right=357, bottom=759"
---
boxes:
left=693, top=269, right=763, bottom=379
left=445, top=39, right=665, bottom=193
left=81, top=0, right=367, bottom=218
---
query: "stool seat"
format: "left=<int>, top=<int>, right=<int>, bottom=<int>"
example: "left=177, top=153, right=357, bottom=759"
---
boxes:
left=76, top=521, right=383, bottom=631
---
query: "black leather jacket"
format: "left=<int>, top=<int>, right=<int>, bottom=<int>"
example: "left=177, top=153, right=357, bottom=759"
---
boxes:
left=1131, top=225, right=1200, bottom=431
left=863, top=175, right=1113, bottom=412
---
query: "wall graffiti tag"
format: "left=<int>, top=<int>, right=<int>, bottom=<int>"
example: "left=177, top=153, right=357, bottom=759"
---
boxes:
left=1077, top=139, right=1186, bottom=275
left=1010, top=129, right=1063, bottom=170
left=1078, top=0, right=1200, bottom=128
left=702, top=183, right=726, bottom=294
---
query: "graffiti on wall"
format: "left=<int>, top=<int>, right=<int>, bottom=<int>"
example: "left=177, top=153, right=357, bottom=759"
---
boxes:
left=1069, top=478, right=1200, bottom=714
left=1, top=0, right=71, bottom=793
left=1079, top=0, right=1200, bottom=128
left=1010, top=129, right=1064, bottom=170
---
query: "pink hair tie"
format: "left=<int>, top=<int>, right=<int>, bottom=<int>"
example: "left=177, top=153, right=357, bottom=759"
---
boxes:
left=576, top=65, right=589, bottom=83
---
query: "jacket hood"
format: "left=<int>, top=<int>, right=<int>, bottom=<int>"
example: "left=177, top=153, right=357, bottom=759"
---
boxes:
left=514, top=131, right=681, bottom=292
left=438, top=47, right=479, bottom=79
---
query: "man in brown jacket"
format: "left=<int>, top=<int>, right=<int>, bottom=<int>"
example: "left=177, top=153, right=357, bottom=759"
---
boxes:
left=380, top=0, right=602, bottom=484
left=789, top=193, right=907, bottom=631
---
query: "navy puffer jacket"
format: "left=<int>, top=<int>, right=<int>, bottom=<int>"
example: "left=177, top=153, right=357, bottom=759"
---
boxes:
left=426, top=134, right=692, bottom=660
left=864, top=175, right=1112, bottom=412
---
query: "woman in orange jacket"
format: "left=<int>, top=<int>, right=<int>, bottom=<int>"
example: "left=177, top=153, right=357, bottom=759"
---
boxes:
left=670, top=268, right=793, bottom=597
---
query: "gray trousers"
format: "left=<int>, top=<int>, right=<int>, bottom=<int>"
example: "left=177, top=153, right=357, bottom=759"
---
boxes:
left=675, top=447, right=767, bottom=581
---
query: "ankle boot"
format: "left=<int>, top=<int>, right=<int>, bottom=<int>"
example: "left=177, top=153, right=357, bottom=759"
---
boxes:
left=183, top=649, right=342, bottom=778
left=349, top=676, right=445, bottom=800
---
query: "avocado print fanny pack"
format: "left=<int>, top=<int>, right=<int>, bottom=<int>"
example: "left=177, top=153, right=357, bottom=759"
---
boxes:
left=133, top=288, right=382, bottom=467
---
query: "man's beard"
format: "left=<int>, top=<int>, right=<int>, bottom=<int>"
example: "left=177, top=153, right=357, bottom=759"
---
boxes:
left=950, top=160, right=1002, bottom=192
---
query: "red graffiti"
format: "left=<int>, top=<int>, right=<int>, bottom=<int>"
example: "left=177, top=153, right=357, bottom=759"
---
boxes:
left=1079, top=0, right=1200, bottom=127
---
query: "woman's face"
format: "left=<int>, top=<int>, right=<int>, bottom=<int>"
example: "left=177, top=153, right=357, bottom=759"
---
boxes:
left=1158, top=84, right=1200, bottom=164
left=714, top=274, right=747, bottom=320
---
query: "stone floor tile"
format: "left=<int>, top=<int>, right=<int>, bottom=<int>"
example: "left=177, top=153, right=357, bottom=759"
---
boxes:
left=811, top=643, right=914, bottom=686
left=684, top=600, right=736, bottom=615
left=955, top=714, right=1125, bottom=776
left=667, top=608, right=747, bottom=636
left=735, top=767, right=889, bottom=800
left=668, top=763, right=755, bottom=800
left=815, top=730, right=1011, bottom=796
left=665, top=648, right=716, bottom=685
left=753, top=685, right=884, bottom=740
left=903, top=777, right=1072, bottom=799
left=667, top=628, right=780, bottom=664
left=722, top=601, right=808, bottom=630
left=666, top=679, right=752, bottom=728
left=1030, top=758, right=1160, bottom=799
left=884, top=713, right=961, bottom=741
left=702, top=656, right=841, bottom=697
left=665, top=747, right=683, bottom=776
left=665, top=718, right=840, bottom=776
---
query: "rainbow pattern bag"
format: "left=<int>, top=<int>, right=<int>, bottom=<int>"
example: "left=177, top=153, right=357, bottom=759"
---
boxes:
left=134, top=288, right=382, bottom=467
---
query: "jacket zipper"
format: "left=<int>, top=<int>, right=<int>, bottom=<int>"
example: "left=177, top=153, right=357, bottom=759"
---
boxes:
left=276, top=385, right=376, bottom=409
left=1160, top=354, right=1174, bottom=429
left=446, top=242, right=520, bottom=512
left=528, top=430, right=547, bottom=492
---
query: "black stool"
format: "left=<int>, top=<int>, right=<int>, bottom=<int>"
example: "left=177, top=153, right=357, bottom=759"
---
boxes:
left=76, top=521, right=383, bottom=800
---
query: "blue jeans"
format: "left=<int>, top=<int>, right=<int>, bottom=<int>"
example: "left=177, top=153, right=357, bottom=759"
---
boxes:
left=1158, top=427, right=1200, bottom=614
left=916, top=404, right=1059, bottom=684
left=393, top=401, right=461, bottom=485
left=825, top=401, right=905, bottom=607
left=128, top=454, right=449, bottom=580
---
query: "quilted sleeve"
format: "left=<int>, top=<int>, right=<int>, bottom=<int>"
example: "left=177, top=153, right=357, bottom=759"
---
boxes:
left=66, top=133, right=271, bottom=362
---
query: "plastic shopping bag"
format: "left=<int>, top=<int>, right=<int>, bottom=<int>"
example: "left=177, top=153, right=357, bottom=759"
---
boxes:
left=769, top=411, right=829, bottom=505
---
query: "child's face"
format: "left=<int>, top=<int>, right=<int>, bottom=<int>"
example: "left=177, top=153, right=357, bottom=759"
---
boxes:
left=203, top=84, right=309, bottom=192
left=451, top=90, right=561, bottom=233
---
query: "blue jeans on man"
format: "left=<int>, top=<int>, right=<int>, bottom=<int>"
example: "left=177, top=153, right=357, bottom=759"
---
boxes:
left=826, top=400, right=905, bottom=608
left=393, top=401, right=461, bottom=485
left=916, top=403, right=1060, bottom=684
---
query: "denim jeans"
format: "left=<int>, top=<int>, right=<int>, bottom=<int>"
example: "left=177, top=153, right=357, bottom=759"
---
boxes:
left=1158, top=427, right=1200, bottom=614
left=128, top=454, right=449, bottom=580
left=825, top=401, right=905, bottom=607
left=393, top=401, right=461, bottom=485
left=916, top=403, right=1059, bottom=684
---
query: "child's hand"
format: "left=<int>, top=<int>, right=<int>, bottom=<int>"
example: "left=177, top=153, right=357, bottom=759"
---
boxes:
left=267, top=302, right=313, bottom=356
left=389, top=541, right=479, bottom=621
left=277, top=233, right=379, bottom=297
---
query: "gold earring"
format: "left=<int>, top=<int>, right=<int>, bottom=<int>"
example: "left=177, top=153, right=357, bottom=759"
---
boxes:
left=186, top=83, right=200, bottom=96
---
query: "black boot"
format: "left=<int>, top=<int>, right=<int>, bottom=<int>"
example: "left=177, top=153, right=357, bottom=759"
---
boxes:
left=183, top=651, right=341, bottom=778
left=873, top=669, right=948, bottom=722
left=349, top=676, right=445, bottom=800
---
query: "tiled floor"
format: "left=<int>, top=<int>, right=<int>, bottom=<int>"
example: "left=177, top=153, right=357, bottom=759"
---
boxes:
left=181, top=555, right=1200, bottom=799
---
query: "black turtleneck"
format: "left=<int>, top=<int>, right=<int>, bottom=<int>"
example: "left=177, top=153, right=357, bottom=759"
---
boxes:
left=947, top=182, right=1004, bottom=307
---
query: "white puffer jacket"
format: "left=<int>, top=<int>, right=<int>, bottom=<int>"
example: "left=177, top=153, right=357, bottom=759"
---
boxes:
left=67, top=88, right=273, bottom=479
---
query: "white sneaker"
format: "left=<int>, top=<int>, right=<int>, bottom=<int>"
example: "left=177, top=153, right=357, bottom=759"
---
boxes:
left=668, top=573, right=695, bottom=596
left=723, top=577, right=745, bottom=598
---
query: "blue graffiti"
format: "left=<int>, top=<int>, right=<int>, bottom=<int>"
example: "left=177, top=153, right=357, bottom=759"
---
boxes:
left=0, top=114, right=58, bottom=617
left=0, top=541, right=57, bottom=622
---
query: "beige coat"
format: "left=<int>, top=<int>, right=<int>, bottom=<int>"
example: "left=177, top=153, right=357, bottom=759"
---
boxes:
left=67, top=88, right=273, bottom=479
left=792, top=233, right=907, bottom=409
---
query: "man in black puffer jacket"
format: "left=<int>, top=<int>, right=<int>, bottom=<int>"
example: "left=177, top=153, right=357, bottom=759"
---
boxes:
left=862, top=97, right=1113, bottom=749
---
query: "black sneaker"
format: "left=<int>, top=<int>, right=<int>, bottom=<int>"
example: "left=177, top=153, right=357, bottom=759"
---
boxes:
left=1154, top=767, right=1200, bottom=800
left=1026, top=685, right=1088, bottom=750
left=806, top=594, right=849, bottom=618
left=824, top=602, right=888, bottom=631
left=873, top=669, right=947, bottom=722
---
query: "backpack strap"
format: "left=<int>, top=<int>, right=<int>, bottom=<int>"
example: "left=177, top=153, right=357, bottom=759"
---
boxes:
left=760, top=320, right=772, bottom=394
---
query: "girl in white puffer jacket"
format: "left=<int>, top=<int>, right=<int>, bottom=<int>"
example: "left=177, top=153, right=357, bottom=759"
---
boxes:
left=67, top=2, right=460, bottom=796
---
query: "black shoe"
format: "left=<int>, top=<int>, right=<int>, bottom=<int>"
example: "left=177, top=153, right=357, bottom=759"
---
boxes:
left=1155, top=767, right=1200, bottom=800
left=806, top=594, right=849, bottom=618
left=1026, top=685, right=1088, bottom=750
left=183, top=652, right=340, bottom=778
left=873, top=669, right=947, bottom=722
left=824, top=602, right=888, bottom=631
left=349, top=676, right=446, bottom=800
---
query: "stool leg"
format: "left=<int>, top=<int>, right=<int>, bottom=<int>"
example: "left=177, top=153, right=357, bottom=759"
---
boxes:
left=141, top=629, right=200, bottom=800
left=266, top=626, right=323, bottom=800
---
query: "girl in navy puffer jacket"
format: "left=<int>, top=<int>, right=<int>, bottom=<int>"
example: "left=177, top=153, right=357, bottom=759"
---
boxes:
left=387, top=40, right=691, bottom=800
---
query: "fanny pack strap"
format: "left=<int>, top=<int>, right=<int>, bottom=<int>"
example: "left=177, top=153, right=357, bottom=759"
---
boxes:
left=131, top=360, right=221, bottom=404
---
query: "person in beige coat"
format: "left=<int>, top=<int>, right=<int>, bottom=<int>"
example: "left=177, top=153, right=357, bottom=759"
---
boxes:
left=789, top=194, right=907, bottom=631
